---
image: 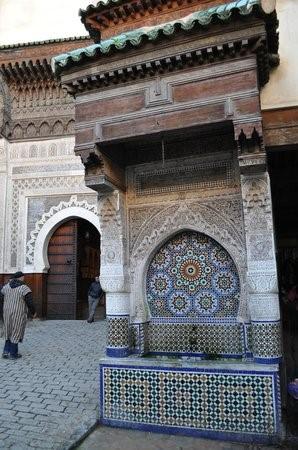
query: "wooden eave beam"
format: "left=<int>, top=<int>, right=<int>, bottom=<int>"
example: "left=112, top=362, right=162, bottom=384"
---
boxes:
left=1, top=58, right=57, bottom=85
left=21, top=61, right=32, bottom=81
left=0, top=64, right=10, bottom=81
left=14, top=62, right=24, bottom=81
left=8, top=63, right=19, bottom=82
left=27, top=60, right=38, bottom=79
left=62, top=34, right=272, bottom=96
left=42, top=58, right=53, bottom=78
left=155, top=0, right=163, bottom=12
left=123, top=4, right=136, bottom=18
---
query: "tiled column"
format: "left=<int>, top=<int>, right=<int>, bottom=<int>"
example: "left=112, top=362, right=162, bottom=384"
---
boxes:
left=236, top=123, right=282, bottom=364
left=99, top=191, right=130, bottom=357
left=105, top=294, right=130, bottom=357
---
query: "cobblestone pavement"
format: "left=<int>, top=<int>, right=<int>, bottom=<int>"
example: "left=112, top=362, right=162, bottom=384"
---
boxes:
left=0, top=320, right=106, bottom=450
left=77, top=426, right=283, bottom=450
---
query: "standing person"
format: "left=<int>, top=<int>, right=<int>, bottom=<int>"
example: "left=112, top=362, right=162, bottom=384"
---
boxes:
left=1, top=271, right=36, bottom=360
left=87, top=275, right=103, bottom=323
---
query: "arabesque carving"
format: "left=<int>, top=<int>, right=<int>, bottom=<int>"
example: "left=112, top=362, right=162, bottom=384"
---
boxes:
left=9, top=175, right=87, bottom=268
left=247, top=272, right=278, bottom=293
left=242, top=177, right=270, bottom=212
left=98, top=191, right=130, bottom=293
left=26, top=195, right=98, bottom=264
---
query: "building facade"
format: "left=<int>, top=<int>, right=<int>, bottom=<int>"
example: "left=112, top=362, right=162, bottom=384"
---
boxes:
left=1, top=0, right=298, bottom=443
left=0, top=37, right=103, bottom=318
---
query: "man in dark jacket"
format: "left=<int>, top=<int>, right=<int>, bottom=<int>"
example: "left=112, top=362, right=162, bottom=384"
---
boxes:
left=87, top=275, right=103, bottom=323
left=1, top=271, right=36, bottom=360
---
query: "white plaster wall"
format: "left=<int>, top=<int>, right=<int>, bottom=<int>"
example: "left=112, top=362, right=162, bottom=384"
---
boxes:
left=0, top=136, right=98, bottom=273
left=261, top=0, right=298, bottom=110
left=0, top=0, right=96, bottom=44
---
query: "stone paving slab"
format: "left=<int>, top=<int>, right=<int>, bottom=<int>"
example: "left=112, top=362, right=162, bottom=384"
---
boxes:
left=76, top=426, right=284, bottom=450
left=0, top=320, right=106, bottom=450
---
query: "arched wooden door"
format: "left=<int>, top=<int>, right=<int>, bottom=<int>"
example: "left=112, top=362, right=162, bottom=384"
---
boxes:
left=47, top=219, right=77, bottom=319
left=46, top=218, right=101, bottom=319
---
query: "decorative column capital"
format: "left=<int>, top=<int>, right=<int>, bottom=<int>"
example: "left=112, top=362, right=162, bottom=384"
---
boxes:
left=100, top=274, right=130, bottom=293
left=247, top=272, right=278, bottom=294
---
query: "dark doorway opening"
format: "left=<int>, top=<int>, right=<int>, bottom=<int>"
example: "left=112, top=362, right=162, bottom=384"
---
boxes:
left=77, top=218, right=102, bottom=319
left=46, top=218, right=104, bottom=320
left=268, top=146, right=298, bottom=437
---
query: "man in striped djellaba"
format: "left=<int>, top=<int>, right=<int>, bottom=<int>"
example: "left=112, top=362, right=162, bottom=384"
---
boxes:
left=1, top=271, right=36, bottom=360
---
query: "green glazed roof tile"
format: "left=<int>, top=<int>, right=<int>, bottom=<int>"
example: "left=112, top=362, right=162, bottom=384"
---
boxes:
left=79, top=0, right=255, bottom=20
left=53, top=0, right=268, bottom=74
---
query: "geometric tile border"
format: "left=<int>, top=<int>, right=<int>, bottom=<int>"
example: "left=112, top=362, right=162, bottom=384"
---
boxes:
left=106, top=315, right=130, bottom=357
left=251, top=321, right=282, bottom=362
left=107, top=316, right=130, bottom=349
left=147, top=323, right=244, bottom=356
left=99, top=359, right=281, bottom=444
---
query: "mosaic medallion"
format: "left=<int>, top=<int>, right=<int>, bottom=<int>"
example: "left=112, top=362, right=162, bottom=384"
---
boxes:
left=146, top=231, right=240, bottom=318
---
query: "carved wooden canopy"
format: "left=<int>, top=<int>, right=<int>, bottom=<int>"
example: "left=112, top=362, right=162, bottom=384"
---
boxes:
left=53, top=0, right=279, bottom=191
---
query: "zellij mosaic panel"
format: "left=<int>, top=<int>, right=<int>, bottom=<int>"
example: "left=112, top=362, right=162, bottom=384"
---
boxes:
left=146, top=231, right=240, bottom=319
left=102, top=366, right=277, bottom=436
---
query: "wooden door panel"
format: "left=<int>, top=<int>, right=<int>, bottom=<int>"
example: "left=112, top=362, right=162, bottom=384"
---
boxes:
left=47, top=294, right=75, bottom=303
left=47, top=285, right=73, bottom=294
left=47, top=265, right=74, bottom=275
left=47, top=255, right=74, bottom=265
left=47, top=274, right=74, bottom=284
left=49, top=235, right=75, bottom=245
left=46, top=219, right=77, bottom=319
left=53, top=223, right=75, bottom=234
left=48, top=245, right=75, bottom=255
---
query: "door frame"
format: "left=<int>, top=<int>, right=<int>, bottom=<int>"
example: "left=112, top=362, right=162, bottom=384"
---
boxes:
left=32, top=207, right=101, bottom=273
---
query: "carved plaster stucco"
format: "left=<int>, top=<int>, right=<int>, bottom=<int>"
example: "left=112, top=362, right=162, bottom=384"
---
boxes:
left=98, top=191, right=130, bottom=294
left=129, top=197, right=244, bottom=253
left=129, top=200, right=247, bottom=322
left=9, top=138, right=76, bottom=160
left=26, top=195, right=99, bottom=266
left=0, top=137, right=7, bottom=160
left=240, top=172, right=280, bottom=323
left=8, top=174, right=88, bottom=269
left=0, top=147, right=7, bottom=273
left=241, top=173, right=277, bottom=270
left=126, top=149, right=240, bottom=206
